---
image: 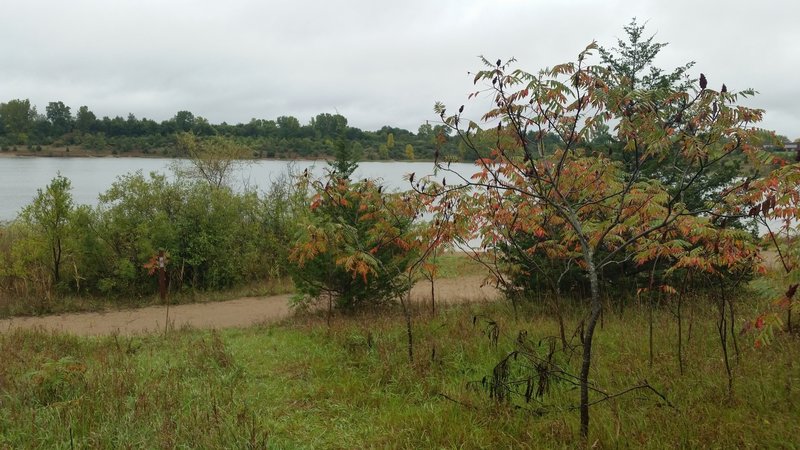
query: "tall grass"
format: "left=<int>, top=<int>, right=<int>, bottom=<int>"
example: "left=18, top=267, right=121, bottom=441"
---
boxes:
left=0, top=295, right=797, bottom=448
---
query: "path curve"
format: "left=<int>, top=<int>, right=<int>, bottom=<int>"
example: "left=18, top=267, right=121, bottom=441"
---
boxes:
left=0, top=275, right=498, bottom=336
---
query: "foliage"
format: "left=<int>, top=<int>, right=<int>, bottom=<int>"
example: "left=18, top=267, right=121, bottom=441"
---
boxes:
left=327, top=138, right=359, bottom=180
left=601, top=19, right=749, bottom=228
left=424, top=40, right=780, bottom=438
left=173, top=132, right=251, bottom=188
left=0, top=99, right=37, bottom=144
left=0, top=169, right=304, bottom=303
left=599, top=17, right=695, bottom=91
left=404, top=143, right=415, bottom=160
left=739, top=160, right=800, bottom=341
left=94, top=172, right=298, bottom=294
left=0, top=98, right=472, bottom=161
left=490, top=20, right=755, bottom=301
left=0, top=300, right=798, bottom=448
left=74, top=105, right=96, bottom=134
left=18, top=174, right=75, bottom=287
left=289, top=174, right=422, bottom=310
left=45, top=101, right=73, bottom=137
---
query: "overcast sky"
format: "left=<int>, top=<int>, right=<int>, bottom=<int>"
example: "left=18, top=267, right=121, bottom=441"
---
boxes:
left=1, top=0, right=797, bottom=137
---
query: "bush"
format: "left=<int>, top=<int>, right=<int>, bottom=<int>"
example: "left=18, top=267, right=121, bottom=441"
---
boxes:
left=1, top=169, right=305, bottom=301
left=289, top=175, right=421, bottom=310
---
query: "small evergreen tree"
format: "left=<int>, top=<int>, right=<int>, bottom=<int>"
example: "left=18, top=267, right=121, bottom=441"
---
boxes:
left=327, top=137, right=358, bottom=180
left=599, top=17, right=694, bottom=91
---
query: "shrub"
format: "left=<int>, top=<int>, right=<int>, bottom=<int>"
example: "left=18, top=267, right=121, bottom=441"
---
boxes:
left=290, top=175, right=421, bottom=310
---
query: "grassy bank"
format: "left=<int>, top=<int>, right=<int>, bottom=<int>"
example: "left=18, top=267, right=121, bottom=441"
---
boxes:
left=1, top=297, right=797, bottom=448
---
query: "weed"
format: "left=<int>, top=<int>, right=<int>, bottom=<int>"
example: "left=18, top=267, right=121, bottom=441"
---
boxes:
left=0, top=297, right=797, bottom=448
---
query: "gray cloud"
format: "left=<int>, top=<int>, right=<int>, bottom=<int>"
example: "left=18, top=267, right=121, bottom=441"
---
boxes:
left=2, top=0, right=797, bottom=136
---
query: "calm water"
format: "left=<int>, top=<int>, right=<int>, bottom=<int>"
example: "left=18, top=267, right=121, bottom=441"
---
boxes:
left=0, top=157, right=473, bottom=221
left=1, top=157, right=789, bottom=235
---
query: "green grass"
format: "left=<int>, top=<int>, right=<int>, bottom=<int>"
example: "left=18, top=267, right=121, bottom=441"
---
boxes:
left=1, top=295, right=798, bottom=448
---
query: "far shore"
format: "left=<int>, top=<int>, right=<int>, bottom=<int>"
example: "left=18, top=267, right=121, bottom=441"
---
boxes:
left=0, top=146, right=301, bottom=160
left=0, top=145, right=164, bottom=159
left=0, top=146, right=437, bottom=163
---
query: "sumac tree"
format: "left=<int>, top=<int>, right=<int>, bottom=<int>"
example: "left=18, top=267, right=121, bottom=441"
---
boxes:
left=289, top=174, right=422, bottom=311
left=422, top=43, right=778, bottom=438
left=741, top=161, right=800, bottom=341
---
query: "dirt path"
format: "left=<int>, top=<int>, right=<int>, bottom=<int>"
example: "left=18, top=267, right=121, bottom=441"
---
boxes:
left=0, top=275, right=498, bottom=336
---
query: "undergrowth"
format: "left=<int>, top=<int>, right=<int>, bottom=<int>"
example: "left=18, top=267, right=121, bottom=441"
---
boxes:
left=0, top=295, right=798, bottom=448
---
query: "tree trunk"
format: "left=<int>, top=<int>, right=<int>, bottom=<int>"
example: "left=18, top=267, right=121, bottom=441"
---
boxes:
left=400, top=290, right=414, bottom=364
left=52, top=238, right=61, bottom=284
left=580, top=259, right=602, bottom=439
left=729, top=295, right=740, bottom=360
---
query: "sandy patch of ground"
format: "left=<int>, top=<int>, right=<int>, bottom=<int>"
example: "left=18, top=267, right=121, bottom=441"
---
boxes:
left=760, top=249, right=785, bottom=271
left=0, top=275, right=499, bottom=336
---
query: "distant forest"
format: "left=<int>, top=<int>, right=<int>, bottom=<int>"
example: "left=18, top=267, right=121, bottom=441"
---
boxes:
left=0, top=99, right=471, bottom=161
left=1, top=98, right=793, bottom=162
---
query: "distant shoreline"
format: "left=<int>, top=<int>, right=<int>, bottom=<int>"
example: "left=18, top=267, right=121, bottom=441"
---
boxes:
left=0, top=152, right=159, bottom=159
left=0, top=146, right=161, bottom=159
left=0, top=146, right=329, bottom=162
left=0, top=146, right=438, bottom=163
left=0, top=149, right=437, bottom=163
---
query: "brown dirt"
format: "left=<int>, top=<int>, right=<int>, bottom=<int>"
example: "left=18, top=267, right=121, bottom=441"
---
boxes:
left=0, top=275, right=498, bottom=336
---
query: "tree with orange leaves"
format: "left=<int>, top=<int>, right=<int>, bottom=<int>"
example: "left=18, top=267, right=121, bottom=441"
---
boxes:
left=418, top=42, right=786, bottom=439
left=289, top=170, right=423, bottom=312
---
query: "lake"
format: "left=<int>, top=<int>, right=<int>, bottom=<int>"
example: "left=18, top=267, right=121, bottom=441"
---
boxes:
left=0, top=157, right=472, bottom=221
left=1, top=157, right=789, bottom=235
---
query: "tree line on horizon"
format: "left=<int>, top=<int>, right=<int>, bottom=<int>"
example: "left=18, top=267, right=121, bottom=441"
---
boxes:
left=0, top=97, right=475, bottom=161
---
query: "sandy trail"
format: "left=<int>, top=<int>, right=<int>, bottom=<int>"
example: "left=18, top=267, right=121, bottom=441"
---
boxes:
left=0, top=275, right=498, bottom=336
